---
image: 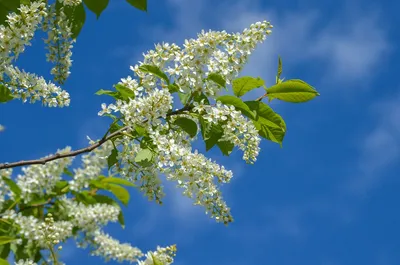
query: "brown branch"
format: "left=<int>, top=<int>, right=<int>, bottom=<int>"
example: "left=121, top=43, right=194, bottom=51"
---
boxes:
left=0, top=105, right=192, bottom=170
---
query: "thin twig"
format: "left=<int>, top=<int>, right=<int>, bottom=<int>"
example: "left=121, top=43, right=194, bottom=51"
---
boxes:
left=0, top=105, right=192, bottom=170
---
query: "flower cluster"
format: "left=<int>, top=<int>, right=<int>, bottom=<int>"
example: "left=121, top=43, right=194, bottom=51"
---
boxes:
left=98, top=21, right=272, bottom=223
left=43, top=5, right=75, bottom=84
left=16, top=147, right=73, bottom=202
left=0, top=1, right=73, bottom=107
left=69, top=140, right=113, bottom=191
left=2, top=210, right=73, bottom=248
left=194, top=101, right=261, bottom=163
left=138, top=245, right=177, bottom=265
left=58, top=0, right=82, bottom=6
left=60, top=198, right=120, bottom=231
left=89, top=230, right=144, bottom=262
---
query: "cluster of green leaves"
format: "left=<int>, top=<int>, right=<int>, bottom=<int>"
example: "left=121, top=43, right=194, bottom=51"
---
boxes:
left=97, top=57, right=319, bottom=163
left=0, top=171, right=136, bottom=265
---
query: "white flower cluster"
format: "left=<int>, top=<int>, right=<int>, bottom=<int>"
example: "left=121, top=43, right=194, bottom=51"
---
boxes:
left=138, top=245, right=177, bottom=265
left=194, top=101, right=261, bottom=163
left=98, top=21, right=272, bottom=223
left=0, top=2, right=47, bottom=67
left=16, top=147, right=73, bottom=202
left=60, top=198, right=120, bottom=231
left=69, top=140, right=113, bottom=191
left=151, top=129, right=234, bottom=223
left=43, top=5, right=75, bottom=84
left=0, top=1, right=73, bottom=107
left=0, top=168, right=12, bottom=209
left=14, top=259, right=37, bottom=265
left=58, top=0, right=82, bottom=6
left=90, top=230, right=144, bottom=262
left=2, top=210, right=73, bottom=248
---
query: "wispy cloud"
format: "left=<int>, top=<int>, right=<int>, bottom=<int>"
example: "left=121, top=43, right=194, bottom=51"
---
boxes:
left=347, top=93, right=400, bottom=195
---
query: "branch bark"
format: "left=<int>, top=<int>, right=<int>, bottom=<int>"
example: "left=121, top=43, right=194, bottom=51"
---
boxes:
left=0, top=105, right=192, bottom=170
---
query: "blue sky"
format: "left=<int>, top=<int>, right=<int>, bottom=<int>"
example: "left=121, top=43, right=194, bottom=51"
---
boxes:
left=1, top=0, right=400, bottom=264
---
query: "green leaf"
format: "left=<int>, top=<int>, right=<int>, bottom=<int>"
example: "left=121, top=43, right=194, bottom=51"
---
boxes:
left=0, top=237, right=15, bottom=245
left=216, top=95, right=255, bottom=119
left=276, top=56, right=282, bottom=82
left=118, top=211, right=125, bottom=229
left=95, top=89, right=123, bottom=100
left=266, top=79, right=319, bottom=103
left=193, top=92, right=210, bottom=105
left=0, top=258, right=9, bottom=265
left=134, top=125, right=148, bottom=137
left=173, top=117, right=198, bottom=138
left=207, top=73, right=226, bottom=88
left=217, top=141, right=234, bottom=156
left=115, top=84, right=135, bottom=100
left=107, top=148, right=118, bottom=169
left=168, top=83, right=179, bottom=93
left=63, top=167, right=74, bottom=177
left=138, top=65, right=169, bottom=84
left=126, top=0, right=147, bottom=11
left=134, top=148, right=153, bottom=167
left=0, top=85, right=13, bottom=103
left=244, top=101, right=286, bottom=145
left=232, top=76, right=264, bottom=97
left=178, top=92, right=190, bottom=105
left=57, top=1, right=86, bottom=39
left=0, top=242, right=10, bottom=259
left=83, top=0, right=109, bottom=18
left=101, top=177, right=136, bottom=187
left=199, top=119, right=223, bottom=151
left=0, top=0, right=22, bottom=26
left=1, top=177, right=21, bottom=197
left=107, top=184, right=130, bottom=206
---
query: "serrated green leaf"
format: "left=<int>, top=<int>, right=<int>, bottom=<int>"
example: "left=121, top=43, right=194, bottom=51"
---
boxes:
left=0, top=237, right=15, bottom=245
left=0, top=256, right=8, bottom=265
left=216, top=95, right=255, bottom=119
left=115, top=84, right=135, bottom=100
left=0, top=85, right=13, bottom=103
left=107, top=184, right=130, bottom=206
left=107, top=148, right=118, bottom=169
left=101, top=177, right=136, bottom=187
left=138, top=65, right=169, bottom=84
left=232, top=76, right=264, bottom=97
left=1, top=177, right=20, bottom=197
left=134, top=148, right=153, bottom=167
left=173, top=117, right=197, bottom=138
left=199, top=119, right=223, bottom=151
left=266, top=79, right=319, bottom=103
left=244, top=101, right=285, bottom=145
left=83, top=0, right=109, bottom=18
left=126, top=0, right=147, bottom=11
left=95, top=89, right=123, bottom=100
left=217, top=141, right=234, bottom=156
left=207, top=73, right=226, bottom=88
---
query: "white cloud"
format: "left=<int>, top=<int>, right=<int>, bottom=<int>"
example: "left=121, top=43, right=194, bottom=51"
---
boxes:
left=347, top=93, right=400, bottom=195
left=139, top=0, right=390, bottom=88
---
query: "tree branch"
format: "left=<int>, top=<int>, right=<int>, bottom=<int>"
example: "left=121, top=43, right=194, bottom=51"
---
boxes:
left=0, top=105, right=192, bottom=170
